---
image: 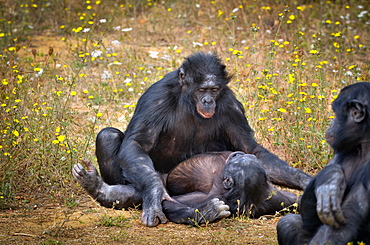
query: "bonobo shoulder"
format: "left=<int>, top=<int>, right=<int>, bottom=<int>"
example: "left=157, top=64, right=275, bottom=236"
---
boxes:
left=143, top=70, right=179, bottom=92
left=136, top=71, right=179, bottom=104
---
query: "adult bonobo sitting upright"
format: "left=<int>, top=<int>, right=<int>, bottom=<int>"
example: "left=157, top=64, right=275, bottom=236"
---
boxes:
left=73, top=52, right=311, bottom=227
left=277, top=82, right=370, bottom=244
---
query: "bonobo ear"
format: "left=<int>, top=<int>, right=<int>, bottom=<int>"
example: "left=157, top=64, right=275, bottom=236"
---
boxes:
left=349, top=100, right=366, bottom=123
left=222, top=177, right=234, bottom=189
left=222, top=65, right=226, bottom=73
left=179, top=67, right=186, bottom=85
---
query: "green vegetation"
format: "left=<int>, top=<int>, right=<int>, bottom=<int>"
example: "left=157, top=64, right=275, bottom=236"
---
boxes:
left=0, top=0, right=369, bottom=209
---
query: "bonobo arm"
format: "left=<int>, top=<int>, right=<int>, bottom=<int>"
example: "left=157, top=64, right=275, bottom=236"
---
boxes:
left=314, top=158, right=346, bottom=229
left=224, top=111, right=311, bottom=190
left=251, top=144, right=311, bottom=190
left=309, top=181, right=368, bottom=244
left=118, top=137, right=170, bottom=227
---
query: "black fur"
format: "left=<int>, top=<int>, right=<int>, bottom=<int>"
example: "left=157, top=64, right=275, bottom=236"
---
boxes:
left=73, top=52, right=311, bottom=227
left=277, top=82, right=370, bottom=244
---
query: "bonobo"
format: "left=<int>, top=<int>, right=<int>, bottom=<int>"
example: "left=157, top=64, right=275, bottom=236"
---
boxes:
left=163, top=151, right=297, bottom=225
left=277, top=82, right=370, bottom=244
left=72, top=52, right=311, bottom=227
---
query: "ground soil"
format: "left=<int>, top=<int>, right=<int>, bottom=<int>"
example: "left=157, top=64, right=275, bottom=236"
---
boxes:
left=0, top=195, right=282, bottom=244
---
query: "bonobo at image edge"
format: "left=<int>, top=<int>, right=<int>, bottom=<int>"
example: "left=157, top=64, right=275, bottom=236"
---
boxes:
left=278, top=82, right=370, bottom=245
left=73, top=52, right=311, bottom=227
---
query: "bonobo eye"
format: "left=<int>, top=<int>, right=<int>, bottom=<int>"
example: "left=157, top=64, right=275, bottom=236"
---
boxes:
left=198, top=88, right=205, bottom=92
left=223, top=177, right=234, bottom=189
left=211, top=88, right=220, bottom=92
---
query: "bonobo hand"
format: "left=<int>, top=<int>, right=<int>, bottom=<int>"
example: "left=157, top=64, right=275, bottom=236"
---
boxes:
left=141, top=187, right=173, bottom=227
left=315, top=164, right=346, bottom=229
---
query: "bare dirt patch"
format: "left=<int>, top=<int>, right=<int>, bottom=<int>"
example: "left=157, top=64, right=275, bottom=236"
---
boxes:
left=1, top=196, right=280, bottom=244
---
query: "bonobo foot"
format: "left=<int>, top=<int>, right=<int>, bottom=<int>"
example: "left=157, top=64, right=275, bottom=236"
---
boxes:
left=72, top=158, right=140, bottom=209
left=72, top=158, right=104, bottom=198
left=194, top=198, right=230, bottom=225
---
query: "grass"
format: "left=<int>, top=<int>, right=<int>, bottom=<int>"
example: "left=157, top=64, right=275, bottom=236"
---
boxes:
left=0, top=0, right=369, bottom=210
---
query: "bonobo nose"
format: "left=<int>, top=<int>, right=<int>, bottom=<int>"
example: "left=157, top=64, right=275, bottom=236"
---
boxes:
left=202, top=97, right=212, bottom=104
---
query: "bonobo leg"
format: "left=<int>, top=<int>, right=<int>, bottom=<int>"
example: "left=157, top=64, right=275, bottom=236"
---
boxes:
left=252, top=188, right=297, bottom=218
left=277, top=214, right=311, bottom=245
left=163, top=192, right=230, bottom=225
left=72, top=127, right=142, bottom=209
left=95, top=127, right=125, bottom=185
left=72, top=159, right=141, bottom=209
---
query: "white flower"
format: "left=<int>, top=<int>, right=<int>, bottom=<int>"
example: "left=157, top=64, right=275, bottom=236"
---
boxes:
left=358, top=11, right=368, bottom=18
left=91, top=50, right=103, bottom=58
left=111, top=40, right=121, bottom=46
left=124, top=78, right=132, bottom=83
left=232, top=8, right=239, bottom=13
left=101, top=70, right=112, bottom=80
left=192, top=42, right=203, bottom=47
left=35, top=68, right=44, bottom=77
left=99, top=19, right=107, bottom=23
left=108, top=62, right=122, bottom=66
left=82, top=28, right=90, bottom=33
left=122, top=28, right=133, bottom=32
left=113, top=26, right=121, bottom=31
left=148, top=51, right=159, bottom=58
left=161, top=55, right=171, bottom=61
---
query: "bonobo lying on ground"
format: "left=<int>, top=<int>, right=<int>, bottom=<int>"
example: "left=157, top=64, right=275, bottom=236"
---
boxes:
left=162, top=151, right=297, bottom=225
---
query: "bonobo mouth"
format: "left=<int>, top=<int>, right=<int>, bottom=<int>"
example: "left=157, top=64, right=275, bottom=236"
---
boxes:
left=198, top=111, right=214, bottom=118
left=196, top=106, right=215, bottom=119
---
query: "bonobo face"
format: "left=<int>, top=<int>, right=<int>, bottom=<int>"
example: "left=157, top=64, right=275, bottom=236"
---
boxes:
left=223, top=151, right=257, bottom=189
left=325, top=83, right=370, bottom=151
left=222, top=152, right=267, bottom=213
left=194, top=76, right=222, bottom=119
left=325, top=118, right=338, bottom=148
left=178, top=52, right=231, bottom=119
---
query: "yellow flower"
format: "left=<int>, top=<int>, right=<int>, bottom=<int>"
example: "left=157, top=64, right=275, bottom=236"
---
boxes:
left=12, top=130, right=19, bottom=137
left=96, top=112, right=103, bottom=117
left=333, top=42, right=340, bottom=48
left=57, top=135, right=65, bottom=142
